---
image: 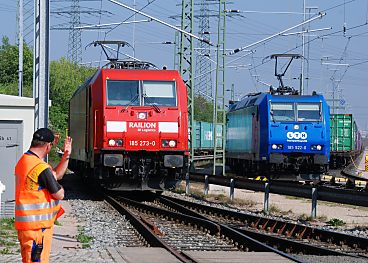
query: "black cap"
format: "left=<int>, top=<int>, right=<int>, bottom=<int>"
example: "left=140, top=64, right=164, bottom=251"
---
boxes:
left=32, top=128, right=55, bottom=143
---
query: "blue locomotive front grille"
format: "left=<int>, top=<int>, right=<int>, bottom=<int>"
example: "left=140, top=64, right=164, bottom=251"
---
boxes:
left=269, top=123, right=326, bottom=154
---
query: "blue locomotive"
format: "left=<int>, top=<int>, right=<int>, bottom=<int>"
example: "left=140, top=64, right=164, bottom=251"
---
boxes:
left=226, top=87, right=330, bottom=180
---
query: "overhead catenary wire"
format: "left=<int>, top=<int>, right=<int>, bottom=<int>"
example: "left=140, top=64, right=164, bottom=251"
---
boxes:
left=249, top=20, right=368, bottom=72
left=106, top=0, right=213, bottom=46
left=227, top=12, right=326, bottom=56
left=227, top=0, right=362, bottom=73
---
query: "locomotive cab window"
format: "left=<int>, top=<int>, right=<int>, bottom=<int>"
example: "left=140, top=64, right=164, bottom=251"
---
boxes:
left=143, top=81, right=177, bottom=106
left=297, top=103, right=322, bottom=122
left=270, top=102, right=295, bottom=121
left=106, top=80, right=139, bottom=106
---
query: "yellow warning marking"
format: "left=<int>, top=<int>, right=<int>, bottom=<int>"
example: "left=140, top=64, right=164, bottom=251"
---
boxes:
left=365, top=154, right=368, bottom=172
left=322, top=175, right=332, bottom=181
left=336, top=177, right=348, bottom=183
left=255, top=176, right=268, bottom=181
left=355, top=181, right=367, bottom=187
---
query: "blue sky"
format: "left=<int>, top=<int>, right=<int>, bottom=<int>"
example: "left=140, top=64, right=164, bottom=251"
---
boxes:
left=1, top=0, right=368, bottom=131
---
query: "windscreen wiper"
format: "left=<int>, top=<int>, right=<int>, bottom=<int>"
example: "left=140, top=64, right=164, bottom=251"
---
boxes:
left=121, top=94, right=139, bottom=112
left=270, top=111, right=276, bottom=123
left=143, top=94, right=161, bottom=113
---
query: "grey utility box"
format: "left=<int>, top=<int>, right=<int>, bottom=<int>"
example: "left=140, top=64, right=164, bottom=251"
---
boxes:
left=0, top=94, right=34, bottom=217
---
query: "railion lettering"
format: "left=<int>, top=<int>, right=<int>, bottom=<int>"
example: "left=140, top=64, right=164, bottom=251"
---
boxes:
left=129, top=122, right=157, bottom=129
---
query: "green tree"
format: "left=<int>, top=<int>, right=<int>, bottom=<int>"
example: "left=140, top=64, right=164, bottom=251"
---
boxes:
left=194, top=95, right=214, bottom=122
left=0, top=36, right=33, bottom=96
left=49, top=58, right=96, bottom=139
left=0, top=38, right=95, bottom=143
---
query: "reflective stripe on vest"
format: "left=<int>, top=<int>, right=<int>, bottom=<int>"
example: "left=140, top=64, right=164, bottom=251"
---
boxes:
left=15, top=211, right=59, bottom=223
left=16, top=200, right=60, bottom=211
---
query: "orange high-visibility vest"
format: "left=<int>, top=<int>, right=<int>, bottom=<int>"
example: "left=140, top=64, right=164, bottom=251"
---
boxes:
left=15, top=152, right=63, bottom=230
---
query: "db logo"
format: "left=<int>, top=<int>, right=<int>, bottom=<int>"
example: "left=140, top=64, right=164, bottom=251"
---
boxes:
left=287, top=132, right=307, bottom=140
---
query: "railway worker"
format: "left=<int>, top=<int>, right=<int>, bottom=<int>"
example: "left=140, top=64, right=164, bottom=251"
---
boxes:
left=14, top=128, right=72, bottom=263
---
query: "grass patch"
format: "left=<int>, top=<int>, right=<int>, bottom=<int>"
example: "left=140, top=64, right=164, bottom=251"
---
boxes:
left=0, top=218, right=17, bottom=254
left=173, top=188, right=186, bottom=194
left=0, top=218, right=15, bottom=230
left=327, top=218, right=346, bottom=227
left=0, top=239, right=17, bottom=246
left=298, top=213, right=314, bottom=221
left=175, top=183, right=257, bottom=209
left=317, top=215, right=328, bottom=222
left=264, top=205, right=293, bottom=216
left=298, top=213, right=329, bottom=222
left=76, top=228, right=93, bottom=248
left=229, top=198, right=257, bottom=207
left=214, top=193, right=227, bottom=202
left=269, top=204, right=282, bottom=214
left=0, top=248, right=12, bottom=254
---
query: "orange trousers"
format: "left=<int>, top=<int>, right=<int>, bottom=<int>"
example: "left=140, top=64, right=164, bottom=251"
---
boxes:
left=17, top=226, right=54, bottom=263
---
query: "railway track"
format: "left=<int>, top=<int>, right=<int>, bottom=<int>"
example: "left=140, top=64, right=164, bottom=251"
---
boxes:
left=100, top=189, right=368, bottom=262
left=102, top=191, right=302, bottom=263
left=157, top=194, right=368, bottom=259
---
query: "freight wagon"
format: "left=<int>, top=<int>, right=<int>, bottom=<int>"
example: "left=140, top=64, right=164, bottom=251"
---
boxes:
left=193, top=121, right=222, bottom=155
left=329, top=113, right=363, bottom=168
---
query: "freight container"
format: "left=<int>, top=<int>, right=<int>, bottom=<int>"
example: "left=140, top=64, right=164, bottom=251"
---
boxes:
left=193, top=121, right=223, bottom=152
left=330, top=114, right=356, bottom=152
left=329, top=113, right=362, bottom=168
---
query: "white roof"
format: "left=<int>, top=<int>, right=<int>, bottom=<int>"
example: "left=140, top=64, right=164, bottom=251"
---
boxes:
left=0, top=94, right=34, bottom=107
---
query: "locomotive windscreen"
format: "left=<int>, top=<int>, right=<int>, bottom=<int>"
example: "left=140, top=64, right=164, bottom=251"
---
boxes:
left=106, top=80, right=177, bottom=107
left=270, top=102, right=295, bottom=121
left=106, top=80, right=139, bottom=106
left=143, top=81, right=177, bottom=106
left=296, top=103, right=321, bottom=122
left=270, top=102, right=322, bottom=122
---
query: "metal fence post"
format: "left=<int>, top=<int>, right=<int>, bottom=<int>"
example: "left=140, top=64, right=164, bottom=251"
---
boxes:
left=0, top=181, right=5, bottom=218
left=264, top=182, right=270, bottom=215
left=229, top=179, right=235, bottom=201
left=311, top=187, right=317, bottom=219
left=204, top=175, right=209, bottom=196
left=185, top=174, right=190, bottom=195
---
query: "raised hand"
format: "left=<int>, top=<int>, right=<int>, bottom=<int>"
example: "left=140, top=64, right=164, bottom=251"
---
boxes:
left=63, top=136, right=72, bottom=157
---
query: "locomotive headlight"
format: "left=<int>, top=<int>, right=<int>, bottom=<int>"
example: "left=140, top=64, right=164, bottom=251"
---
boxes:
left=108, top=139, right=116, bottom=146
left=108, top=139, right=123, bottom=147
left=115, top=139, right=123, bottom=146
left=169, top=140, right=177, bottom=147
left=162, top=140, right=177, bottom=148
left=271, top=144, right=283, bottom=150
left=294, top=124, right=300, bottom=130
left=311, top=144, right=323, bottom=151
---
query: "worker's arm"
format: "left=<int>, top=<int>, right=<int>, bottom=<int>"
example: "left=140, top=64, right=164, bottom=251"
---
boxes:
left=38, top=168, right=64, bottom=200
left=54, top=136, right=72, bottom=180
left=51, top=186, right=64, bottom=200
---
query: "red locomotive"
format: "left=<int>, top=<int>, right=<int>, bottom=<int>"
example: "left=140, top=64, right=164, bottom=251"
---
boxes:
left=68, top=55, right=189, bottom=190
